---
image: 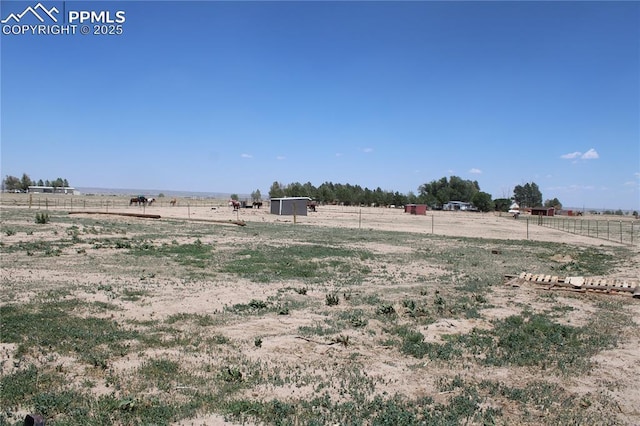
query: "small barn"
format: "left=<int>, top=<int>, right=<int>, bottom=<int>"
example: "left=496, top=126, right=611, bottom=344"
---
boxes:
left=405, top=204, right=428, bottom=215
left=531, top=207, right=555, bottom=216
left=270, top=197, right=311, bottom=216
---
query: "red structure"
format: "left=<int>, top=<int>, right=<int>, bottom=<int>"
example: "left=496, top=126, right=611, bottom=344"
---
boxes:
left=530, top=207, right=555, bottom=216
left=405, top=204, right=428, bottom=215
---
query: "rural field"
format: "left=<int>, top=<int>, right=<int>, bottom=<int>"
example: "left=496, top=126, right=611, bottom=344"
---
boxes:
left=1, top=194, right=639, bottom=425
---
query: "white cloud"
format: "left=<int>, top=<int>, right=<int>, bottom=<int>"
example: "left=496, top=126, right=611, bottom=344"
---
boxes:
left=276, top=155, right=286, bottom=160
left=624, top=173, right=640, bottom=187
left=546, top=184, right=606, bottom=192
left=561, top=151, right=582, bottom=159
left=581, top=148, right=599, bottom=159
left=362, top=148, right=373, bottom=153
left=335, top=153, right=343, bottom=157
left=469, top=168, right=482, bottom=174
left=561, top=148, right=599, bottom=160
left=240, top=153, right=253, bottom=159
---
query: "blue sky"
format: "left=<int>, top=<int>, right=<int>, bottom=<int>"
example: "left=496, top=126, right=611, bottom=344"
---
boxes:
left=1, top=1, right=638, bottom=210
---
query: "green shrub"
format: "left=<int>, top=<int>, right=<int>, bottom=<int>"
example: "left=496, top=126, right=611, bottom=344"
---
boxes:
left=35, top=212, right=50, bottom=224
left=325, top=293, right=340, bottom=306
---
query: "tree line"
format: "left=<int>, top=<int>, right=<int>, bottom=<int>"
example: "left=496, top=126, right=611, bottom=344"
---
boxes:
left=266, top=177, right=561, bottom=213
left=2, top=173, right=70, bottom=192
left=3, top=171, right=563, bottom=213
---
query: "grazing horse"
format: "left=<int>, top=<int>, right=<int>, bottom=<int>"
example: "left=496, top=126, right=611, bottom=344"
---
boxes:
left=130, top=196, right=147, bottom=206
left=169, top=198, right=177, bottom=206
left=229, top=200, right=241, bottom=211
left=307, top=201, right=317, bottom=212
left=147, top=197, right=156, bottom=206
left=252, top=201, right=263, bottom=209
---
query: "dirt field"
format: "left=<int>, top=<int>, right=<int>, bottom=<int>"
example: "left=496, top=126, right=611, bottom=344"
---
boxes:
left=1, top=194, right=639, bottom=425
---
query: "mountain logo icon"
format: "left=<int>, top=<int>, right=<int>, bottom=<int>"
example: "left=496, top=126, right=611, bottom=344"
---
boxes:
left=1, top=2, right=59, bottom=24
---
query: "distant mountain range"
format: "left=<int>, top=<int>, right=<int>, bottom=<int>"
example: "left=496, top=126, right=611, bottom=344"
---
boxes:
left=76, top=187, right=250, bottom=200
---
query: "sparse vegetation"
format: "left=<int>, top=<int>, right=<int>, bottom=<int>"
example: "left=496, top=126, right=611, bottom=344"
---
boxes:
left=35, top=212, right=49, bottom=224
left=0, top=203, right=636, bottom=425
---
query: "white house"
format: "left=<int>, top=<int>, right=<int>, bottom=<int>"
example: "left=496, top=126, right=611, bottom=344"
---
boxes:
left=443, top=201, right=476, bottom=211
left=28, top=186, right=77, bottom=195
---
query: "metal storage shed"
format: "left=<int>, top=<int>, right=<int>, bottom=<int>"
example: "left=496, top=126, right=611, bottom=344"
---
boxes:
left=270, top=197, right=311, bottom=216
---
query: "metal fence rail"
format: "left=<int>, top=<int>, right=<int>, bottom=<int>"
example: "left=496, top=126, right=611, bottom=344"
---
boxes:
left=536, top=215, right=638, bottom=245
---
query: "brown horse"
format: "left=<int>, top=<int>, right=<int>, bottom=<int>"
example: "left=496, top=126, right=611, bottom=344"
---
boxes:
left=130, top=196, right=147, bottom=206
left=229, top=200, right=241, bottom=211
left=169, top=198, right=177, bottom=206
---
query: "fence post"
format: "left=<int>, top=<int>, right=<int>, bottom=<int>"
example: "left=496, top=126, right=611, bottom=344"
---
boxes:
left=527, top=217, right=529, bottom=240
left=620, top=221, right=623, bottom=244
left=431, top=215, right=434, bottom=234
left=293, top=202, right=297, bottom=224
left=607, top=221, right=609, bottom=241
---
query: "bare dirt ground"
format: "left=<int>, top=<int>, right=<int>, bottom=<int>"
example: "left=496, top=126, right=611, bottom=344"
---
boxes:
left=76, top=200, right=636, bottom=245
left=1, top=194, right=639, bottom=425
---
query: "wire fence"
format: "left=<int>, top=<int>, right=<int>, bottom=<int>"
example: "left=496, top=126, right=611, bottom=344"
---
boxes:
left=1, top=194, right=228, bottom=210
left=535, top=215, right=638, bottom=246
left=3, top=194, right=638, bottom=246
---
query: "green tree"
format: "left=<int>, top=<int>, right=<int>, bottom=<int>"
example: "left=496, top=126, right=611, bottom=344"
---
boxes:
left=406, top=191, right=418, bottom=204
left=471, top=191, right=494, bottom=212
left=302, top=182, right=316, bottom=199
left=20, top=173, right=33, bottom=191
left=230, top=194, right=239, bottom=201
left=513, top=182, right=542, bottom=208
left=334, top=184, right=353, bottom=205
left=418, top=176, right=480, bottom=207
left=418, top=177, right=449, bottom=207
left=392, top=191, right=408, bottom=207
left=544, top=198, right=562, bottom=210
left=251, top=189, right=262, bottom=202
left=269, top=181, right=285, bottom=199
left=493, top=198, right=511, bottom=212
left=284, top=182, right=304, bottom=197
left=317, top=182, right=335, bottom=204
left=3, top=175, right=21, bottom=191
